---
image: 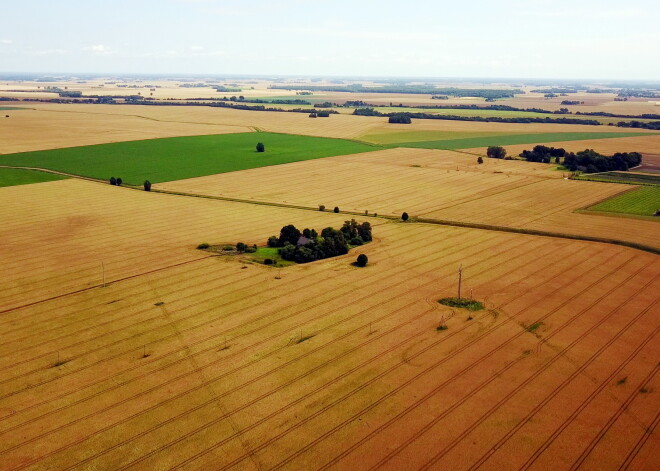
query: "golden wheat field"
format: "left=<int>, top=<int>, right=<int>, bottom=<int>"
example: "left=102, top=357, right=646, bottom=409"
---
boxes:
left=155, top=147, right=659, bottom=250
left=0, top=177, right=657, bottom=470
left=0, top=179, right=370, bottom=312
left=1, top=88, right=659, bottom=471
left=467, top=134, right=660, bottom=159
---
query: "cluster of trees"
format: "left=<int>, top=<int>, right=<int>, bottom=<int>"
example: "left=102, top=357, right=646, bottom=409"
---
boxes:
left=563, top=150, right=642, bottom=173
left=267, top=220, right=372, bottom=264
left=561, top=100, right=583, bottom=105
left=308, top=111, right=330, bottom=118
left=519, top=145, right=566, bottom=163
left=109, top=177, right=123, bottom=186
left=388, top=114, right=412, bottom=124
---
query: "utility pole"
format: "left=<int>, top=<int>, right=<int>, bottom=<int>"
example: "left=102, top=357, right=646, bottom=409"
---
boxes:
left=458, top=264, right=463, bottom=300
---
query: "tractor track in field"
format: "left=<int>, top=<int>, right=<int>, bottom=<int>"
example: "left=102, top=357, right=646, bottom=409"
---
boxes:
left=4, top=228, right=537, bottom=466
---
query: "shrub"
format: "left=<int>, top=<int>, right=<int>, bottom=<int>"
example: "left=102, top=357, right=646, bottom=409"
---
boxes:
left=116, top=177, right=123, bottom=186
left=197, top=242, right=210, bottom=250
left=334, top=206, right=339, bottom=213
left=264, top=258, right=274, bottom=265
left=356, top=254, right=368, bottom=267
left=477, top=156, right=484, bottom=164
left=318, top=204, right=325, bottom=211
left=109, top=177, right=117, bottom=185
left=245, top=244, right=257, bottom=253
left=256, top=142, right=265, bottom=152
left=143, top=180, right=152, bottom=191
left=236, top=242, right=247, bottom=253
left=401, top=212, right=409, bottom=221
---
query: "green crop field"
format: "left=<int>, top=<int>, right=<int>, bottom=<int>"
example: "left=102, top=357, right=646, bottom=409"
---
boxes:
left=0, top=132, right=380, bottom=185
left=589, top=187, right=660, bottom=217
left=392, top=132, right=649, bottom=150
left=0, top=168, right=67, bottom=188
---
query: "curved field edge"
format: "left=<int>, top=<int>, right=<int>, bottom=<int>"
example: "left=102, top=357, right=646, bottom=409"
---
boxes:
left=0, top=168, right=67, bottom=188
left=584, top=186, right=660, bottom=218
left=0, top=132, right=383, bottom=185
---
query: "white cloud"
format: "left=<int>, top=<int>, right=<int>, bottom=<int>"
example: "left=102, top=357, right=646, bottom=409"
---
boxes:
left=32, top=48, right=69, bottom=56
left=0, top=39, right=13, bottom=44
left=82, top=44, right=117, bottom=55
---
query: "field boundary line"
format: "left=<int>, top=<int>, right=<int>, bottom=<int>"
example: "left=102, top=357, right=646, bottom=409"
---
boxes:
left=3, top=165, right=658, bottom=254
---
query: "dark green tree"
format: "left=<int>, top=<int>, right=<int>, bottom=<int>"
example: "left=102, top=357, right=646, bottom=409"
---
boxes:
left=401, top=212, right=409, bottom=221
left=356, top=254, right=368, bottom=267
left=256, top=142, right=265, bottom=152
left=143, top=180, right=151, bottom=191
left=278, top=224, right=301, bottom=246
left=486, top=146, right=507, bottom=159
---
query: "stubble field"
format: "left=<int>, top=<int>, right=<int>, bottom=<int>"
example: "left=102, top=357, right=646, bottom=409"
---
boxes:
left=1, top=94, right=659, bottom=471
left=155, top=148, right=660, bottom=250
left=0, top=181, right=657, bottom=469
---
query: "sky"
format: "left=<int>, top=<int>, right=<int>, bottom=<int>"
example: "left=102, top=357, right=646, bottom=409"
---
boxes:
left=1, top=0, right=659, bottom=80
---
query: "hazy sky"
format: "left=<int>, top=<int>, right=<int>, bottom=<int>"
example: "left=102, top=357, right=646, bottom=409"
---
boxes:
left=1, top=0, right=658, bottom=80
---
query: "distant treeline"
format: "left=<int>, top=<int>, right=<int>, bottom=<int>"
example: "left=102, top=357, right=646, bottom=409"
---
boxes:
left=519, top=145, right=642, bottom=173
left=352, top=108, right=601, bottom=125
left=612, top=120, right=660, bottom=130
left=269, top=84, right=522, bottom=98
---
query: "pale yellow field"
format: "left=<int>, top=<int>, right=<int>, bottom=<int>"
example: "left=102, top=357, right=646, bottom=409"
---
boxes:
left=0, top=179, right=375, bottom=312
left=156, top=147, right=659, bottom=250
left=467, top=134, right=660, bottom=158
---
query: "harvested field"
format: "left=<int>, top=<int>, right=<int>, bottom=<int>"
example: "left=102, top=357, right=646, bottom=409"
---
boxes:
left=0, top=133, right=379, bottom=185
left=0, top=208, right=657, bottom=470
left=0, top=179, right=369, bottom=312
left=156, top=148, right=659, bottom=250
left=466, top=134, right=660, bottom=159
left=0, top=106, right=251, bottom=154
left=4, top=102, right=655, bottom=155
left=0, top=103, right=385, bottom=153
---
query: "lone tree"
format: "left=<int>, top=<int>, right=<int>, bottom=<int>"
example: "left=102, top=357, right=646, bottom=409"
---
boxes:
left=401, top=212, right=409, bottom=221
left=143, top=180, right=151, bottom=191
left=116, top=177, right=123, bottom=186
left=356, top=254, right=368, bottom=267
left=109, top=177, right=117, bottom=186
left=334, top=206, right=339, bottom=213
left=486, top=146, right=507, bottom=159
left=256, top=142, right=265, bottom=153
left=477, top=156, right=484, bottom=164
